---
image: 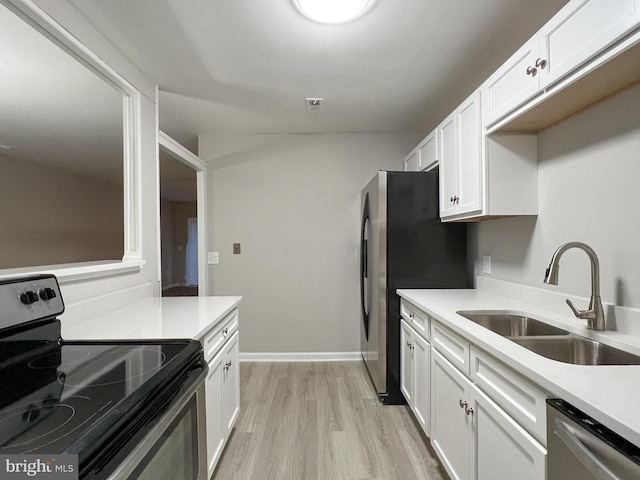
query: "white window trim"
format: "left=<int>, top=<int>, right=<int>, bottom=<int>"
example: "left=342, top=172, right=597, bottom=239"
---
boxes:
left=0, top=0, right=145, bottom=282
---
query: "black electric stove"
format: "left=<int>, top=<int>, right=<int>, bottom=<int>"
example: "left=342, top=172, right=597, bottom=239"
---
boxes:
left=0, top=275, right=206, bottom=479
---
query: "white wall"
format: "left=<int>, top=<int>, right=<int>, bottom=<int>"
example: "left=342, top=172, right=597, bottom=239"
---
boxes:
left=474, top=84, right=640, bottom=309
left=199, top=133, right=419, bottom=355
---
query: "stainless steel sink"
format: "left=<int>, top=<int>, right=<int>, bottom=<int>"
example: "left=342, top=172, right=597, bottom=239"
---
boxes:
left=457, top=311, right=570, bottom=337
left=456, top=310, right=640, bottom=365
left=511, top=337, right=640, bottom=365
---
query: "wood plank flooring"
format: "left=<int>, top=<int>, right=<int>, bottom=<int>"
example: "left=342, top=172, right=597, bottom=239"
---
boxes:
left=212, top=361, right=448, bottom=480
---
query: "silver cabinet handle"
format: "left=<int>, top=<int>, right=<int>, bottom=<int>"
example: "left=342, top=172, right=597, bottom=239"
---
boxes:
left=409, top=312, right=414, bottom=319
left=459, top=399, right=467, bottom=409
left=450, top=196, right=455, bottom=203
left=554, top=419, right=620, bottom=480
left=465, top=405, right=474, bottom=416
left=535, top=58, right=547, bottom=69
left=222, top=327, right=229, bottom=336
left=224, top=360, right=232, bottom=371
left=526, top=66, right=537, bottom=76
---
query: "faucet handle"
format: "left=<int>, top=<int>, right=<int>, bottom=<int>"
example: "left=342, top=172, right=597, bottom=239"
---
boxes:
left=566, top=299, right=596, bottom=320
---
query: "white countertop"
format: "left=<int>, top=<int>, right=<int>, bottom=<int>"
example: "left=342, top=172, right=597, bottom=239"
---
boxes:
left=397, top=287, right=640, bottom=447
left=61, top=296, right=242, bottom=341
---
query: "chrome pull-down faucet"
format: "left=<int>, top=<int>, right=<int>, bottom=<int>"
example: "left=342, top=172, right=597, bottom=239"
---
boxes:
left=543, top=242, right=606, bottom=331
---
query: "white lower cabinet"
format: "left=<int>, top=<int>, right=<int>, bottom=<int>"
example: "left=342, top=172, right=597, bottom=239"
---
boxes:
left=222, top=331, right=240, bottom=434
left=431, top=350, right=546, bottom=480
left=401, top=320, right=430, bottom=436
left=431, top=350, right=471, bottom=480
left=471, top=384, right=546, bottom=480
left=202, top=310, right=241, bottom=479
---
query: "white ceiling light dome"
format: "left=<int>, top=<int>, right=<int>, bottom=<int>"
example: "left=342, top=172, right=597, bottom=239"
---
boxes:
left=293, top=0, right=374, bottom=24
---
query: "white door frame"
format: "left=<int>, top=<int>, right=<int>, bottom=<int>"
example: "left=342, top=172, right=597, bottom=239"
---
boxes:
left=158, top=131, right=208, bottom=295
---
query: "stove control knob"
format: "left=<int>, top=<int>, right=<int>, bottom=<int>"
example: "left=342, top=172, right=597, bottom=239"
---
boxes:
left=39, top=287, right=57, bottom=301
left=20, top=290, right=39, bottom=305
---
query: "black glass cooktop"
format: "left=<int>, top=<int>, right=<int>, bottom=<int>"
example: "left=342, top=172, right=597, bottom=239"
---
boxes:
left=0, top=319, right=202, bottom=468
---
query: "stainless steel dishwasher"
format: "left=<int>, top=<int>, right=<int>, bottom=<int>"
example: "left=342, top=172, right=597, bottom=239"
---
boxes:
left=547, top=399, right=640, bottom=480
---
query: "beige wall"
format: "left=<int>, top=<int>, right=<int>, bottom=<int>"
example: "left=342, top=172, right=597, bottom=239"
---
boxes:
left=0, top=155, right=123, bottom=268
left=200, top=133, right=420, bottom=354
left=473, top=84, right=640, bottom=309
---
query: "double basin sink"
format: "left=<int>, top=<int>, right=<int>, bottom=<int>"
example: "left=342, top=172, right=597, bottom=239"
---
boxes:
left=456, top=311, right=640, bottom=365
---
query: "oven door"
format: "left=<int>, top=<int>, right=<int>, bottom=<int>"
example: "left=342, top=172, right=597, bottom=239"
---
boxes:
left=100, top=369, right=207, bottom=480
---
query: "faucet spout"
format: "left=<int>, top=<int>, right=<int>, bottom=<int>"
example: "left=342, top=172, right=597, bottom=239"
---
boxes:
left=543, top=242, right=605, bottom=330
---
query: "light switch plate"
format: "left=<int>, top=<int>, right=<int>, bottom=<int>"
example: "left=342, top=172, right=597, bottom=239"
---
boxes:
left=208, top=252, right=220, bottom=265
left=482, top=255, right=491, bottom=274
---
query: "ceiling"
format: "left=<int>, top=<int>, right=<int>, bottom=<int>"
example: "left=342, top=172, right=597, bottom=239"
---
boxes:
left=66, top=0, right=571, bottom=147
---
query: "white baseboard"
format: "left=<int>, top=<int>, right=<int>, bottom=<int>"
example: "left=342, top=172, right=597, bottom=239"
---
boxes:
left=240, top=351, right=362, bottom=362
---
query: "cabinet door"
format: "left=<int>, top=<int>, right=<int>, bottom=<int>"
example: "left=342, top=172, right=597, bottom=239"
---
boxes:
left=413, top=333, right=430, bottom=437
left=470, top=385, right=546, bottom=480
left=539, top=0, right=640, bottom=88
left=205, top=349, right=225, bottom=478
left=400, top=320, right=414, bottom=404
left=438, top=113, right=457, bottom=218
left=456, top=91, right=482, bottom=216
left=482, top=36, right=540, bottom=126
left=404, top=148, right=418, bottom=171
left=431, top=350, right=471, bottom=480
left=222, top=331, right=241, bottom=434
left=418, top=130, right=438, bottom=171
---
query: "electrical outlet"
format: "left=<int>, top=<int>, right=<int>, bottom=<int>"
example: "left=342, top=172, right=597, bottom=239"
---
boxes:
left=233, top=243, right=241, bottom=255
left=208, top=252, right=219, bottom=265
left=482, top=255, right=491, bottom=274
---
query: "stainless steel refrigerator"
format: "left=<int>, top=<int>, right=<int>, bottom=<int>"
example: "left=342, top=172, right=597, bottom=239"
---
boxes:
left=359, top=170, right=469, bottom=404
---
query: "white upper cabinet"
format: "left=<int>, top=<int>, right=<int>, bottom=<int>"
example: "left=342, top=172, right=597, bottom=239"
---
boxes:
left=539, top=0, right=640, bottom=88
left=439, top=90, right=538, bottom=222
left=438, top=112, right=459, bottom=218
left=483, top=36, right=541, bottom=127
left=484, top=0, right=640, bottom=130
left=417, top=130, right=438, bottom=171
left=439, top=90, right=482, bottom=219
left=404, top=148, right=418, bottom=171
left=405, top=130, right=439, bottom=172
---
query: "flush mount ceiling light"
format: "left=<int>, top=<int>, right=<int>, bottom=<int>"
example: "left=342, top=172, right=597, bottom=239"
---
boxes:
left=293, top=0, right=373, bottom=24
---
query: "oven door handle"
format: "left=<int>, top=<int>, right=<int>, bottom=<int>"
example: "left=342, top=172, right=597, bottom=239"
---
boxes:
left=554, top=418, right=621, bottom=480
left=106, top=366, right=207, bottom=480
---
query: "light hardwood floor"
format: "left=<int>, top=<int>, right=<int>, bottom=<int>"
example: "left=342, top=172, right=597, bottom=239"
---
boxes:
left=212, top=361, right=448, bottom=480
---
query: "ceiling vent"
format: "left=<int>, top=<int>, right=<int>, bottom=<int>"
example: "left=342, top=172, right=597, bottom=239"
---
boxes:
left=305, top=97, right=323, bottom=112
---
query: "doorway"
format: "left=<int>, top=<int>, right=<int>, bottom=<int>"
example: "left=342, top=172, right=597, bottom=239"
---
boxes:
left=159, top=132, right=208, bottom=297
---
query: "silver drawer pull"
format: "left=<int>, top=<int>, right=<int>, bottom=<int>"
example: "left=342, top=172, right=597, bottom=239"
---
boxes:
left=224, top=361, right=232, bottom=371
left=465, top=405, right=474, bottom=416
left=459, top=399, right=467, bottom=409
left=222, top=327, right=229, bottom=336
left=409, top=312, right=414, bottom=319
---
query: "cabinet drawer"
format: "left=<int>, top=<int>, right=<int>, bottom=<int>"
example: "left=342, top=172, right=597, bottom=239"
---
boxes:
left=432, top=321, right=470, bottom=375
left=470, top=347, right=548, bottom=445
left=400, top=300, right=430, bottom=340
left=203, top=309, right=239, bottom=362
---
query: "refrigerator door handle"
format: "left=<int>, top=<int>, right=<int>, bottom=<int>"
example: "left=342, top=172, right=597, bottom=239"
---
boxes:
left=360, top=193, right=370, bottom=339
